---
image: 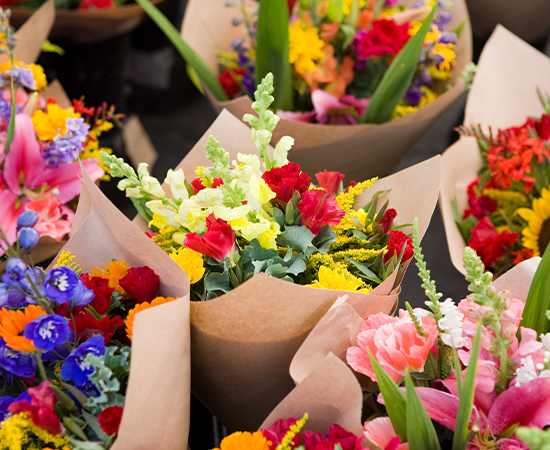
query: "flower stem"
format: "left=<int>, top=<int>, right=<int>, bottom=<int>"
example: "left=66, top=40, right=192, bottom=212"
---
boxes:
left=36, top=354, right=48, bottom=382
left=4, top=52, right=16, bottom=155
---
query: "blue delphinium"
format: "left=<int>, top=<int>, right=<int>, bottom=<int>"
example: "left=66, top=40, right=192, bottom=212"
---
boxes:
left=70, top=280, right=95, bottom=309
left=0, top=338, right=36, bottom=378
left=16, top=210, right=39, bottom=230
left=61, top=336, right=106, bottom=387
left=23, top=314, right=71, bottom=352
left=0, top=283, right=25, bottom=308
left=19, top=227, right=39, bottom=251
left=2, top=258, right=27, bottom=287
left=44, top=266, right=79, bottom=303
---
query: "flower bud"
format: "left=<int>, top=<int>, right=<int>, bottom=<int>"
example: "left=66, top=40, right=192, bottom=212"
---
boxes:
left=19, top=227, right=39, bottom=250
left=16, top=211, right=39, bottom=230
left=2, top=258, right=27, bottom=286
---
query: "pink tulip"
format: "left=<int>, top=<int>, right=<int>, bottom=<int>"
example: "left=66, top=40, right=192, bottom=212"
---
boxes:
left=363, top=417, right=408, bottom=450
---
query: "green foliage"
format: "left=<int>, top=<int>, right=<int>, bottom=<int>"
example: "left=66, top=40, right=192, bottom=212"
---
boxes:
left=326, top=0, right=344, bottom=23
left=523, top=243, right=550, bottom=335
left=516, top=427, right=550, bottom=450
left=278, top=226, right=315, bottom=254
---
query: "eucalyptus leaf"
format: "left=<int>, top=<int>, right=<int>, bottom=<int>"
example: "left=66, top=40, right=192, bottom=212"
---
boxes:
left=266, top=263, right=288, bottom=278
left=279, top=226, right=315, bottom=253
left=205, top=272, right=232, bottom=294
left=313, top=225, right=338, bottom=254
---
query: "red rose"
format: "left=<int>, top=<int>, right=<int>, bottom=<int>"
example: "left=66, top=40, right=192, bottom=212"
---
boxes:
left=383, top=229, right=414, bottom=263
left=70, top=313, right=124, bottom=345
left=8, top=381, right=61, bottom=435
left=78, top=274, right=114, bottom=315
left=376, top=208, right=397, bottom=235
left=297, top=189, right=346, bottom=235
left=190, top=177, right=224, bottom=195
left=218, top=68, right=245, bottom=99
left=463, top=179, right=498, bottom=220
left=119, top=267, right=160, bottom=304
left=98, top=405, right=124, bottom=436
left=262, top=162, right=312, bottom=204
left=315, top=170, right=345, bottom=196
left=468, top=217, right=519, bottom=268
left=184, top=213, right=236, bottom=262
left=355, top=19, right=411, bottom=60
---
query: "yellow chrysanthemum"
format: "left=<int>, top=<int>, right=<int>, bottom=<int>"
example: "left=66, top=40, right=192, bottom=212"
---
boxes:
left=31, top=104, right=80, bottom=141
left=28, top=63, right=47, bottom=91
left=307, top=265, right=371, bottom=293
left=92, top=260, right=130, bottom=296
left=214, top=431, right=271, bottom=450
left=342, top=0, right=366, bottom=15
left=125, top=296, right=177, bottom=339
left=0, top=412, right=70, bottom=450
left=289, top=20, right=325, bottom=75
left=517, top=188, right=550, bottom=256
left=170, top=247, right=205, bottom=284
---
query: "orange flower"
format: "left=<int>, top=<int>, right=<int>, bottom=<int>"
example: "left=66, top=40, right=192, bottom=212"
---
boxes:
left=124, top=297, right=177, bottom=340
left=214, top=431, right=271, bottom=450
left=92, top=261, right=130, bottom=296
left=0, top=305, right=47, bottom=352
left=324, top=56, right=355, bottom=99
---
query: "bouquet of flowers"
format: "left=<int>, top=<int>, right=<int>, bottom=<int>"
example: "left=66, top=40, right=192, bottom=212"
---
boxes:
left=0, top=4, right=123, bottom=263
left=101, top=74, right=440, bottom=430
left=440, top=26, right=550, bottom=276
left=136, top=0, right=471, bottom=181
left=0, top=168, right=191, bottom=449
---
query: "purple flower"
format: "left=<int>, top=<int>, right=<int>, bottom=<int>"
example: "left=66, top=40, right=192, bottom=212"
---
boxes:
left=17, top=211, right=39, bottom=229
left=42, top=117, right=89, bottom=168
left=15, top=67, right=35, bottom=90
left=0, top=283, right=25, bottom=308
left=61, top=336, right=105, bottom=387
left=403, top=84, right=423, bottom=107
left=18, top=268, right=45, bottom=305
left=434, top=11, right=453, bottom=30
left=70, top=280, right=95, bottom=308
left=23, top=314, right=70, bottom=351
left=44, top=267, right=79, bottom=303
left=19, top=227, right=39, bottom=250
left=0, top=338, right=36, bottom=378
left=2, top=258, right=27, bottom=287
left=0, top=96, right=21, bottom=124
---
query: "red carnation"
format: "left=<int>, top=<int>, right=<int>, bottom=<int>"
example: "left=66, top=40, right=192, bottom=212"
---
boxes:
left=78, top=0, right=114, bottom=9
left=315, top=170, right=345, bottom=196
left=377, top=208, right=397, bottom=235
left=119, top=267, right=160, bottom=304
left=184, top=213, right=236, bottom=262
left=98, top=405, right=124, bottom=436
left=70, top=313, right=124, bottom=345
left=355, top=19, right=411, bottom=60
left=463, top=179, right=498, bottom=220
left=78, top=274, right=114, bottom=315
left=8, top=381, right=61, bottom=435
left=218, top=68, right=245, bottom=99
left=191, top=177, right=224, bottom=195
left=297, top=189, right=346, bottom=235
left=262, top=162, right=312, bottom=204
left=468, top=217, right=519, bottom=268
left=383, top=229, right=414, bottom=263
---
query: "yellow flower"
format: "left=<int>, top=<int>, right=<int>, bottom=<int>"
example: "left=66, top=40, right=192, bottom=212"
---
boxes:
left=81, top=144, right=112, bottom=181
left=342, top=0, right=365, bottom=15
left=289, top=20, right=325, bottom=75
left=517, top=188, right=550, bottom=256
left=307, top=265, right=371, bottom=293
left=170, top=247, right=205, bottom=284
left=335, top=178, right=376, bottom=213
left=53, top=250, right=81, bottom=275
left=278, top=413, right=309, bottom=450
left=32, top=104, right=80, bottom=141
left=433, top=43, right=456, bottom=72
left=92, top=260, right=130, bottom=295
left=214, top=431, right=271, bottom=450
left=257, top=220, right=281, bottom=250
left=28, top=63, right=47, bottom=91
left=0, top=412, right=70, bottom=450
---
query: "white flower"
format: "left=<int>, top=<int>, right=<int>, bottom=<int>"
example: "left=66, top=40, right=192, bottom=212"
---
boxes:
left=137, top=162, right=150, bottom=179
left=235, top=153, right=262, bottom=176
left=251, top=129, right=271, bottom=149
left=438, top=298, right=469, bottom=348
left=146, top=200, right=179, bottom=228
left=272, top=136, right=294, bottom=167
left=194, top=188, right=224, bottom=207
left=541, top=333, right=550, bottom=352
left=165, top=169, right=189, bottom=202
left=515, top=355, right=538, bottom=387
left=141, top=176, right=166, bottom=199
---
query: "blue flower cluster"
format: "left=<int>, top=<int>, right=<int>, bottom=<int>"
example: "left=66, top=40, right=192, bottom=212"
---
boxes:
left=42, top=117, right=90, bottom=168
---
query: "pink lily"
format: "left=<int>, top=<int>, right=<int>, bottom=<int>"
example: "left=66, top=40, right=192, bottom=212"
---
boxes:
left=275, top=109, right=316, bottom=123
left=311, top=90, right=370, bottom=125
left=0, top=113, right=102, bottom=250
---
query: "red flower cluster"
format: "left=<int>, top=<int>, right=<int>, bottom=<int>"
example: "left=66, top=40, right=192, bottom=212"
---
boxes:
left=510, top=113, right=550, bottom=140
left=315, top=170, right=345, bottom=196
left=98, top=405, right=124, bottom=436
left=383, top=229, right=414, bottom=264
left=69, top=313, right=124, bottom=345
left=191, top=176, right=224, bottom=195
left=185, top=214, right=236, bottom=262
left=297, top=189, right=346, bottom=235
left=119, top=267, right=160, bottom=304
left=355, top=19, right=411, bottom=60
left=262, top=162, right=312, bottom=204
left=78, top=0, right=114, bottom=10
left=463, top=179, right=498, bottom=220
left=467, top=217, right=519, bottom=268
left=79, top=274, right=114, bottom=315
left=376, top=208, right=397, bottom=235
left=218, top=68, right=245, bottom=99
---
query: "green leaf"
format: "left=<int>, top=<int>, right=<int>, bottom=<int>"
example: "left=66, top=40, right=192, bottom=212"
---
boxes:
left=134, top=0, right=228, bottom=101
left=453, top=326, right=482, bottom=450
left=278, top=225, right=314, bottom=253
left=130, top=197, right=154, bottom=224
left=362, top=3, right=437, bottom=124
left=82, top=410, right=109, bottom=441
left=313, top=225, right=338, bottom=254
left=405, top=372, right=441, bottom=450
left=522, top=243, right=550, bottom=335
left=452, top=198, right=478, bottom=243
left=344, top=256, right=382, bottom=284
left=256, top=0, right=293, bottom=111
left=241, top=239, right=279, bottom=264
left=368, top=349, right=407, bottom=440
left=205, top=272, right=232, bottom=294
left=326, top=0, right=344, bottom=23
left=265, top=263, right=288, bottom=278
left=186, top=63, right=204, bottom=95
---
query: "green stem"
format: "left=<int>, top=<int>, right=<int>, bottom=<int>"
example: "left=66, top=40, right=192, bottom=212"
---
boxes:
left=0, top=223, right=18, bottom=257
left=36, top=354, right=48, bottom=382
left=4, top=53, right=16, bottom=156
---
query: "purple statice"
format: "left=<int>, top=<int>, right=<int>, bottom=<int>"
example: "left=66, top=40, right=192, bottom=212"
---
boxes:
left=23, top=314, right=71, bottom=352
left=61, top=336, right=106, bottom=387
left=0, top=96, right=21, bottom=124
left=42, top=117, right=90, bottom=168
left=439, top=31, right=458, bottom=45
left=0, top=338, right=36, bottom=378
left=44, top=266, right=79, bottom=303
left=2, top=66, right=35, bottom=90
left=434, top=11, right=453, bottom=30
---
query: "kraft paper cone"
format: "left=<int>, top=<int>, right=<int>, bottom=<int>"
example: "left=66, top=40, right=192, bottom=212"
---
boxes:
left=492, top=257, right=541, bottom=303
left=129, top=108, right=440, bottom=431
left=181, top=0, right=471, bottom=181
left=440, top=26, right=550, bottom=274
left=465, top=0, right=550, bottom=43
left=52, top=167, right=191, bottom=450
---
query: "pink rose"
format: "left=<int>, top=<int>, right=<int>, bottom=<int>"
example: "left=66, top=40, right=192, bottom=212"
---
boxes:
left=346, top=312, right=437, bottom=383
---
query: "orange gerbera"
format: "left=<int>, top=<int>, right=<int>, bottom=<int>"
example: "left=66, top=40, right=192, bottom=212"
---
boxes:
left=124, top=297, right=177, bottom=340
left=0, top=305, right=47, bottom=352
left=92, top=260, right=130, bottom=296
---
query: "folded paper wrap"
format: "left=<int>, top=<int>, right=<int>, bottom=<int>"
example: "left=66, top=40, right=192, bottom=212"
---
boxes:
left=181, top=0, right=471, bottom=182
left=440, top=26, right=550, bottom=275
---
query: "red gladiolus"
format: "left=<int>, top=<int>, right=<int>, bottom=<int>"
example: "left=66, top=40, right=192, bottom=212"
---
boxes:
left=98, top=405, right=124, bottom=436
left=191, top=177, right=224, bottom=195
left=463, top=179, right=498, bottom=220
left=69, top=313, right=124, bottom=345
left=78, top=274, right=114, bottom=315
left=184, top=214, right=236, bottom=262
left=315, top=170, right=345, bottom=195
left=297, top=189, right=346, bottom=235
left=262, top=162, right=312, bottom=204
left=119, top=267, right=160, bottom=304
left=383, top=230, right=414, bottom=264
left=218, top=68, right=245, bottom=99
left=378, top=208, right=397, bottom=234
left=468, top=217, right=519, bottom=268
left=355, top=19, right=411, bottom=60
left=8, top=381, right=61, bottom=435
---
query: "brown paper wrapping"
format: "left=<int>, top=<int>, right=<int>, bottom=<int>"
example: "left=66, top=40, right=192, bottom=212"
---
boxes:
left=465, top=0, right=550, bottom=43
left=440, top=26, right=550, bottom=275
left=130, top=108, right=440, bottom=431
left=181, top=0, right=471, bottom=181
left=51, top=167, right=191, bottom=450
left=9, top=0, right=164, bottom=45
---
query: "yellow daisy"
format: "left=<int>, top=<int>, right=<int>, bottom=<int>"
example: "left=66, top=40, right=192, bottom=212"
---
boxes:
left=517, top=188, right=550, bottom=256
left=288, top=20, right=325, bottom=75
left=170, top=247, right=205, bottom=284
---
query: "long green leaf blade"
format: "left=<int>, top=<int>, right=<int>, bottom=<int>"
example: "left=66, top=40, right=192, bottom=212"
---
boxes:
left=522, top=243, right=550, bottom=335
left=453, top=326, right=482, bottom=450
left=361, top=3, right=436, bottom=124
left=368, top=349, right=407, bottom=440
left=405, top=372, right=441, bottom=450
left=135, top=0, right=228, bottom=101
left=256, top=0, right=294, bottom=111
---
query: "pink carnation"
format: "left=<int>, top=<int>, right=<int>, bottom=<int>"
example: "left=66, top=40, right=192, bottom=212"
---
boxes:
left=26, top=197, right=74, bottom=241
left=346, top=312, right=438, bottom=383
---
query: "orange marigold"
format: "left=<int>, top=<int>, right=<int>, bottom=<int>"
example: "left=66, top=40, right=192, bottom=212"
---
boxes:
left=0, top=305, right=47, bottom=352
left=92, top=261, right=130, bottom=296
left=124, top=297, right=177, bottom=340
left=214, top=431, right=271, bottom=450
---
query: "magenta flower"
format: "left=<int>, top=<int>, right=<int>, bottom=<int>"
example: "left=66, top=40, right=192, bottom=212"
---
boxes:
left=311, top=90, right=370, bottom=125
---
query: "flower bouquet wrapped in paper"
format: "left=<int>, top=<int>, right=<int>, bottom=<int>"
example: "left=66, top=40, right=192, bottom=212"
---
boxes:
left=136, top=0, right=471, bottom=181
left=101, top=74, right=440, bottom=430
left=440, top=26, right=550, bottom=276
left=0, top=168, right=190, bottom=449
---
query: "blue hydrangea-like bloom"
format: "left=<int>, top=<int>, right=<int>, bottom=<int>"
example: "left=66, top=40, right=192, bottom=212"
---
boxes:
left=61, top=336, right=105, bottom=387
left=23, top=314, right=71, bottom=352
left=44, top=267, right=79, bottom=303
left=42, top=117, right=90, bottom=168
left=19, top=227, right=39, bottom=250
left=0, top=283, right=25, bottom=308
left=0, top=338, right=36, bottom=378
left=2, top=258, right=27, bottom=287
left=70, top=280, right=95, bottom=308
left=17, top=210, right=39, bottom=230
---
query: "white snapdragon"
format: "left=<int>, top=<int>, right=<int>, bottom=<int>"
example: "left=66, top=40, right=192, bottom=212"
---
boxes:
left=272, top=136, right=294, bottom=167
left=250, top=128, right=271, bottom=149
left=138, top=163, right=166, bottom=199
left=515, top=356, right=538, bottom=387
left=164, top=169, right=189, bottom=202
left=235, top=153, right=262, bottom=176
left=195, top=188, right=225, bottom=207
left=145, top=200, right=179, bottom=228
left=438, top=298, right=469, bottom=348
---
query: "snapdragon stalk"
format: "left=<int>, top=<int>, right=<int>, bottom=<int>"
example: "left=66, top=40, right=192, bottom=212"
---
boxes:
left=4, top=52, right=15, bottom=155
